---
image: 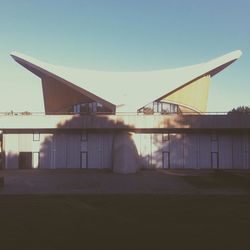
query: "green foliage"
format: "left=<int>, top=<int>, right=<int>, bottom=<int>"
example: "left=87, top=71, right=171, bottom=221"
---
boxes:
left=228, top=106, right=250, bottom=114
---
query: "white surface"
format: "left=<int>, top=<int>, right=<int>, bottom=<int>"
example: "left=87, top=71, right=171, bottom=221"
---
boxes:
left=11, top=50, right=242, bottom=112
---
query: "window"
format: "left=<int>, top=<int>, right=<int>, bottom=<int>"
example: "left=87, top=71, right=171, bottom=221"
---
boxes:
left=162, top=102, right=170, bottom=113
left=33, top=132, right=40, bottom=141
left=19, top=152, right=32, bottom=169
left=92, top=102, right=97, bottom=112
left=80, top=152, right=88, bottom=169
left=138, top=101, right=179, bottom=114
left=73, top=104, right=80, bottom=113
left=153, top=102, right=159, bottom=113
left=81, top=132, right=87, bottom=141
left=72, top=102, right=111, bottom=114
left=32, top=152, right=40, bottom=169
left=162, top=152, right=170, bottom=169
left=211, top=152, right=219, bottom=169
left=170, top=104, right=178, bottom=113
left=80, top=103, right=89, bottom=113
left=162, top=133, right=169, bottom=141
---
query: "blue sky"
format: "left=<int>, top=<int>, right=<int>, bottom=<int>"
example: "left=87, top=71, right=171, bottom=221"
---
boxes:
left=0, top=0, right=249, bottom=112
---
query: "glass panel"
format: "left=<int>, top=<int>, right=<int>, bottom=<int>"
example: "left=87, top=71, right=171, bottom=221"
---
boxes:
left=153, top=102, right=158, bottom=113
left=81, top=152, right=88, bottom=169
left=88, top=103, right=93, bottom=112
left=77, top=104, right=81, bottom=113
left=92, top=102, right=97, bottom=112
left=73, top=105, right=77, bottom=113
left=73, top=104, right=81, bottom=113
left=72, top=102, right=112, bottom=113
left=163, top=152, right=170, bottom=169
left=158, top=102, right=162, bottom=113
left=81, top=132, right=87, bottom=141
left=19, top=152, right=32, bottom=169
left=80, top=103, right=89, bottom=113
left=32, top=152, right=39, bottom=169
left=162, top=133, right=169, bottom=141
left=97, top=103, right=104, bottom=112
left=33, top=133, right=40, bottom=141
left=138, top=101, right=180, bottom=114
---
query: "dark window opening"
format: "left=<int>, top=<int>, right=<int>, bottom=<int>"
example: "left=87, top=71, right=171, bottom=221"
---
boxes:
left=19, top=152, right=32, bottom=169
left=72, top=102, right=112, bottom=114
left=81, top=132, right=88, bottom=141
left=80, top=152, right=88, bottom=169
left=162, top=133, right=170, bottom=141
left=138, top=101, right=180, bottom=114
left=162, top=152, right=170, bottom=169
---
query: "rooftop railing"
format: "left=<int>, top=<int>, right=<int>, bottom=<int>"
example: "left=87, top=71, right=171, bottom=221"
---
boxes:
left=0, top=111, right=250, bottom=130
left=0, top=111, right=248, bottom=116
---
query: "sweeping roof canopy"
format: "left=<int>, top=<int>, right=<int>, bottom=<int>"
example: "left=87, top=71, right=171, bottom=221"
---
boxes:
left=11, top=50, right=242, bottom=113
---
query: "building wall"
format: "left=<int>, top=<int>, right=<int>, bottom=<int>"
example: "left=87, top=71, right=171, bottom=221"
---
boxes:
left=2, top=131, right=250, bottom=170
left=3, top=132, right=114, bottom=169
left=199, top=134, right=211, bottom=169
left=4, top=134, right=19, bottom=169
left=184, top=134, right=198, bottom=169
left=135, top=132, right=250, bottom=170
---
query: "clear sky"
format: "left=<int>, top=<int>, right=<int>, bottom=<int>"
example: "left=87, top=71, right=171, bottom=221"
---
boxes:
left=0, top=0, right=249, bottom=112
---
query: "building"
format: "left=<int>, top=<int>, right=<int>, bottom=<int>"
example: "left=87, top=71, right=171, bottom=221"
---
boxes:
left=0, top=50, right=248, bottom=173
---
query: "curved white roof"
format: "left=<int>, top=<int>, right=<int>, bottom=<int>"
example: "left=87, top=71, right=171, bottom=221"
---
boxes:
left=11, top=50, right=242, bottom=112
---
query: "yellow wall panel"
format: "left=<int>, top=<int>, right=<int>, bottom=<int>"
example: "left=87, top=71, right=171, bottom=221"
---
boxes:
left=163, top=75, right=211, bottom=113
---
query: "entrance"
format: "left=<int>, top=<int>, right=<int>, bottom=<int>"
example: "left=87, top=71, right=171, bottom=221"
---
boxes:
left=162, top=152, right=170, bottom=169
left=211, top=152, right=219, bottom=169
left=32, top=152, right=40, bottom=169
left=19, top=152, right=32, bottom=169
left=80, top=152, right=88, bottom=169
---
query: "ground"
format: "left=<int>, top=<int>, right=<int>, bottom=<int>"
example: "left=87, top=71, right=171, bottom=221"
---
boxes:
left=0, top=169, right=250, bottom=250
left=2, top=169, right=250, bottom=195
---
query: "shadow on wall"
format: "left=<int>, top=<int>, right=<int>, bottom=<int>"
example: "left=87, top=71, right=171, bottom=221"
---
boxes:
left=39, top=114, right=140, bottom=174
left=3, top=114, right=202, bottom=173
left=5, top=114, right=246, bottom=172
left=149, top=115, right=195, bottom=170
left=150, top=115, right=214, bottom=170
left=139, top=115, right=190, bottom=170
left=153, top=114, right=250, bottom=170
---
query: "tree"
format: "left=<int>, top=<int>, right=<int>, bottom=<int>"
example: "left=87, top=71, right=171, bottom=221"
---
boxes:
left=227, top=106, right=250, bottom=114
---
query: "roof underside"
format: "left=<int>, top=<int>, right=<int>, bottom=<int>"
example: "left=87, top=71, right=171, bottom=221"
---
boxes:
left=11, top=50, right=242, bottom=112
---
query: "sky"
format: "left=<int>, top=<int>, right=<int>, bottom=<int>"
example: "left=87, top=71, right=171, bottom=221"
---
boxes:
left=0, top=0, right=249, bottom=112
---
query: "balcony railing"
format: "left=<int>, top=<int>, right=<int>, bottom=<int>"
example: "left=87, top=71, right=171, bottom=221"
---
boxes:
left=0, top=112, right=250, bottom=130
left=1, top=111, right=249, bottom=116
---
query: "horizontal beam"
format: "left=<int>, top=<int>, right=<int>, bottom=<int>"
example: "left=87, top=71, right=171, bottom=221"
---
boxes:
left=0, top=114, right=250, bottom=130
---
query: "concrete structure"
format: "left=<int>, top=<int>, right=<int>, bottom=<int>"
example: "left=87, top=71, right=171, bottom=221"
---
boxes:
left=0, top=50, right=246, bottom=173
left=11, top=50, right=241, bottom=114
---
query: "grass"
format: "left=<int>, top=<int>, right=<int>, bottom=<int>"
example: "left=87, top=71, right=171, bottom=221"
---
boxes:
left=181, top=170, right=250, bottom=190
left=0, top=195, right=250, bottom=250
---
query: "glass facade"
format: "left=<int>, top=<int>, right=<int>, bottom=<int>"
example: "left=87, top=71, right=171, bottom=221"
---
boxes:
left=138, top=101, right=179, bottom=114
left=72, top=102, right=111, bottom=114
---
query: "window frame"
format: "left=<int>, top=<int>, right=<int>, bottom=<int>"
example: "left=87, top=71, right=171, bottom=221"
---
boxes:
left=81, top=132, right=88, bottom=141
left=33, top=132, right=40, bottom=141
left=162, top=133, right=170, bottom=141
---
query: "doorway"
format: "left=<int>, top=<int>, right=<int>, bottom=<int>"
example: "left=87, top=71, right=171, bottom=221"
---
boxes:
left=162, top=152, right=170, bottom=169
left=32, top=152, right=40, bottom=169
left=19, top=152, right=32, bottom=169
left=211, top=152, right=219, bottom=169
left=80, top=152, right=88, bottom=169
